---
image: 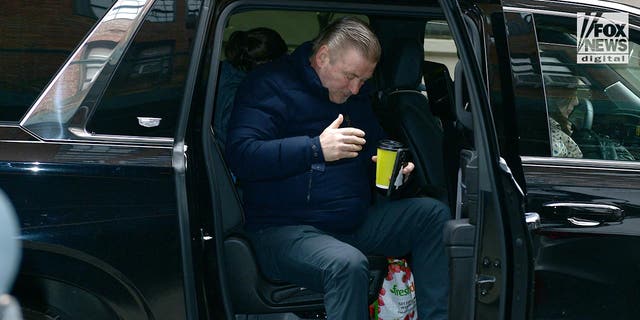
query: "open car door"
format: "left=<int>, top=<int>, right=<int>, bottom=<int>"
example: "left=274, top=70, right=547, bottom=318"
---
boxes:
left=444, top=0, right=534, bottom=318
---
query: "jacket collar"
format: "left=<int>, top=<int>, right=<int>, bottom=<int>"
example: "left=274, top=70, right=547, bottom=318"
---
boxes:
left=292, top=42, right=326, bottom=96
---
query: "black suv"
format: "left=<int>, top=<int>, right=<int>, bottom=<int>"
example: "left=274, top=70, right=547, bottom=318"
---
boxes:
left=2, top=0, right=640, bottom=319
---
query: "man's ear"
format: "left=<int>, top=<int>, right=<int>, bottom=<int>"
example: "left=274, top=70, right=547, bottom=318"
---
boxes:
left=315, top=45, right=330, bottom=67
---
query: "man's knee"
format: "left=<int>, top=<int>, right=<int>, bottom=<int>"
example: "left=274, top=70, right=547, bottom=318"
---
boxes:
left=431, top=200, right=451, bottom=225
left=324, top=248, right=369, bottom=282
left=409, top=197, right=450, bottom=226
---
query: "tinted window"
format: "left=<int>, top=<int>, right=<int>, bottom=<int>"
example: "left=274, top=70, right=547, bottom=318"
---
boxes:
left=85, top=0, right=199, bottom=138
left=0, top=1, right=114, bottom=122
left=424, top=20, right=458, bottom=79
left=520, top=13, right=640, bottom=161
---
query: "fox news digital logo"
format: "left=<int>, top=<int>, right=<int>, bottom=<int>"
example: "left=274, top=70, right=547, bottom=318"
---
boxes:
left=577, top=12, right=629, bottom=64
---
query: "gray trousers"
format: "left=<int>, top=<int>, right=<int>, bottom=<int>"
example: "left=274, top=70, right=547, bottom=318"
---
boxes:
left=247, top=196, right=450, bottom=320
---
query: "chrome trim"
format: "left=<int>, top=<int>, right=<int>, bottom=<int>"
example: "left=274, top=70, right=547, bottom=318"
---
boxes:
left=543, top=202, right=621, bottom=211
left=503, top=6, right=576, bottom=18
left=567, top=217, right=601, bottom=227
left=504, top=0, right=640, bottom=17
left=525, top=212, right=541, bottom=230
left=525, top=212, right=541, bottom=224
left=521, top=156, right=640, bottom=171
left=499, top=157, right=524, bottom=197
left=67, top=127, right=173, bottom=145
left=0, top=124, right=172, bottom=149
left=0, top=138, right=173, bottom=149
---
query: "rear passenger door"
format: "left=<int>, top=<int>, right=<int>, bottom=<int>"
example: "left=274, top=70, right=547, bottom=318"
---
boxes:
left=3, top=1, right=202, bottom=319
left=501, top=0, right=640, bottom=319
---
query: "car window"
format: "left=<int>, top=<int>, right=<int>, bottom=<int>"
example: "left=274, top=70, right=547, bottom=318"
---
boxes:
left=84, top=0, right=199, bottom=138
left=424, top=20, right=458, bottom=79
left=21, top=0, right=201, bottom=142
left=0, top=1, right=115, bottom=122
left=520, top=13, right=640, bottom=161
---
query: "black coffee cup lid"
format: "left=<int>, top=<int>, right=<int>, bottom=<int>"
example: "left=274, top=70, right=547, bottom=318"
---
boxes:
left=378, top=139, right=404, bottom=150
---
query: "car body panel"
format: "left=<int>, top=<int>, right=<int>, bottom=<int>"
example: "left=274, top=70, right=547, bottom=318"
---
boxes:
left=496, top=0, right=640, bottom=318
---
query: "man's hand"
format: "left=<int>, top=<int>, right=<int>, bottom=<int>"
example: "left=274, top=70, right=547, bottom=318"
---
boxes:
left=320, top=114, right=366, bottom=162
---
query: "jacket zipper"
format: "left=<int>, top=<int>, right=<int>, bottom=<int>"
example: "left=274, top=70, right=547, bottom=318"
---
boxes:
left=306, top=169, right=313, bottom=202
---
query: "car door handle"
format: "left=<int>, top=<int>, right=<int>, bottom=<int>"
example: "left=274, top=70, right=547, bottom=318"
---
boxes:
left=542, top=202, right=624, bottom=226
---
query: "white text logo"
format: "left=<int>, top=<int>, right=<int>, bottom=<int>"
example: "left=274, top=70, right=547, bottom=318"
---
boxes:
left=577, top=12, right=629, bottom=64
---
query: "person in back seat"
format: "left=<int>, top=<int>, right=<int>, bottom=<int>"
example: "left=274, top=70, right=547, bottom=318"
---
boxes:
left=214, top=27, right=287, bottom=149
left=547, top=85, right=583, bottom=158
left=226, top=17, right=449, bottom=320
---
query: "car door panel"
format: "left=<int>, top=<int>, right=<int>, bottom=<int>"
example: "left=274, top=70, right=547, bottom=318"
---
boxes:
left=449, top=1, right=533, bottom=318
left=498, top=0, right=640, bottom=318
left=0, top=137, right=186, bottom=320
left=1, top=0, right=197, bottom=318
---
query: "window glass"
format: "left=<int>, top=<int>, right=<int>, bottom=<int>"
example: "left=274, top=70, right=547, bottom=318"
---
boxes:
left=530, top=13, right=640, bottom=161
left=85, top=0, right=199, bottom=138
left=0, top=2, right=112, bottom=122
left=424, top=20, right=458, bottom=79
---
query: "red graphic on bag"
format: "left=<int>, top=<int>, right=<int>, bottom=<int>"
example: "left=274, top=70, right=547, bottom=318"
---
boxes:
left=370, top=258, right=418, bottom=320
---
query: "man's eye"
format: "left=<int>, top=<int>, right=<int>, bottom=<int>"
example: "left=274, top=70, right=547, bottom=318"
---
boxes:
left=346, top=74, right=356, bottom=80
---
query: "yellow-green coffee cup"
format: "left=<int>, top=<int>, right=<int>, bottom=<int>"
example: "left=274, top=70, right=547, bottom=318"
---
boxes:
left=375, top=139, right=404, bottom=189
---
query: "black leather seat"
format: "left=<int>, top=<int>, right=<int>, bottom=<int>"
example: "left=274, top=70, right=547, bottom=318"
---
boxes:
left=423, top=60, right=459, bottom=209
left=208, top=129, right=386, bottom=315
left=375, top=38, right=449, bottom=206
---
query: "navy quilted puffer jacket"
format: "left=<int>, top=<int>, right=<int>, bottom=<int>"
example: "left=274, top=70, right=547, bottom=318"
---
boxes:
left=226, top=42, right=385, bottom=232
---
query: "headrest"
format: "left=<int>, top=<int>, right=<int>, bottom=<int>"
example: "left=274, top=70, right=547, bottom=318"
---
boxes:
left=423, top=60, right=455, bottom=121
left=381, top=39, right=424, bottom=90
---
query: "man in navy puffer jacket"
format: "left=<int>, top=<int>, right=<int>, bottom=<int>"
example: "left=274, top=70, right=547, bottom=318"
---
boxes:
left=226, top=17, right=449, bottom=320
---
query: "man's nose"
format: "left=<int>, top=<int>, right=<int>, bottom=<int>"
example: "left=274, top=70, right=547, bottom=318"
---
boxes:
left=348, top=79, right=363, bottom=95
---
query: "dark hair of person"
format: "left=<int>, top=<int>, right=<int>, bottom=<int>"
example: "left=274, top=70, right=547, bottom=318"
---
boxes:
left=225, top=27, right=287, bottom=72
left=547, top=94, right=576, bottom=135
left=545, top=76, right=585, bottom=135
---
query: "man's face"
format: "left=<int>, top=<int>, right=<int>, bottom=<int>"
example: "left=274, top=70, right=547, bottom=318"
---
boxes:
left=313, top=45, right=377, bottom=104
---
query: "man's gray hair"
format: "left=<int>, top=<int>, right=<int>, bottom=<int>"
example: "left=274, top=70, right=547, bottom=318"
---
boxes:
left=312, top=17, right=381, bottom=63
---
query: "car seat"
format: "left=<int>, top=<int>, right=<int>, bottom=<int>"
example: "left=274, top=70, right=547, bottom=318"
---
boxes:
left=206, top=128, right=387, bottom=316
left=423, top=60, right=460, bottom=209
left=373, top=30, right=449, bottom=206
